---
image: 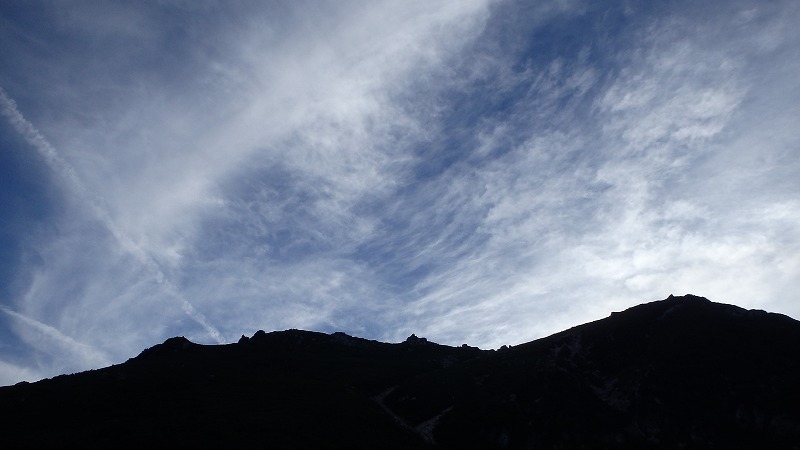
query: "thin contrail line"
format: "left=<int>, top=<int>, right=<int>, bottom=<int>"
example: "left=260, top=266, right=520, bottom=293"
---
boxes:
left=0, top=306, right=110, bottom=368
left=0, top=86, right=224, bottom=343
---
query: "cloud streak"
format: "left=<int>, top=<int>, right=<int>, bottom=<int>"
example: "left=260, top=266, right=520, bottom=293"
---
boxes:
left=0, top=305, right=109, bottom=372
left=1, top=86, right=224, bottom=344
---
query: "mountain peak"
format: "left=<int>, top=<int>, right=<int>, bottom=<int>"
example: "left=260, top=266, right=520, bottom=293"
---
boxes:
left=134, top=335, right=196, bottom=360
left=2, top=295, right=798, bottom=449
left=404, top=333, right=430, bottom=345
left=666, top=293, right=709, bottom=301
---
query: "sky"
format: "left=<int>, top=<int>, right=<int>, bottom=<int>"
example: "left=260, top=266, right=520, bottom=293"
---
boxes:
left=0, top=0, right=798, bottom=386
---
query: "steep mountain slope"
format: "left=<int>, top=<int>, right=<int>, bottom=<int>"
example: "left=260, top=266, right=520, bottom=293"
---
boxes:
left=384, top=295, right=800, bottom=448
left=1, top=295, right=798, bottom=449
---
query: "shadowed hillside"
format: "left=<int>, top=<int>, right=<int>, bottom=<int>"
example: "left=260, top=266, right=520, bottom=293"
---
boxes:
left=1, top=295, right=798, bottom=449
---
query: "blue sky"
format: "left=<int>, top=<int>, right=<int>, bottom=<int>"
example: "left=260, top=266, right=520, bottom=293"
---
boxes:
left=1, top=0, right=799, bottom=385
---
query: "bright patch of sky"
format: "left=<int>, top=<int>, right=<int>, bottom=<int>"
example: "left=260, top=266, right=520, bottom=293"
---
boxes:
left=1, top=0, right=798, bottom=385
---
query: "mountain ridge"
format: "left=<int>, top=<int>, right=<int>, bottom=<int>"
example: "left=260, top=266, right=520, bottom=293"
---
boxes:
left=1, top=294, right=798, bottom=449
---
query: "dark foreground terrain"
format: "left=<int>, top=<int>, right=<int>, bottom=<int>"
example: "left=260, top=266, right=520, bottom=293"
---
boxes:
left=1, top=294, right=799, bottom=449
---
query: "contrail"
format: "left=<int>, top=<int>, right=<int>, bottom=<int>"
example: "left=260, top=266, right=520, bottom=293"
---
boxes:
left=0, top=306, right=110, bottom=368
left=0, top=87, right=224, bottom=343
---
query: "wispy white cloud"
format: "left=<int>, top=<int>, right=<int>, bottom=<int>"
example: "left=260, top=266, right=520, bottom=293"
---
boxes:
left=370, top=0, right=800, bottom=348
left=0, top=0, right=798, bottom=385
left=0, top=0, right=495, bottom=382
left=1, top=86, right=224, bottom=344
left=0, top=305, right=109, bottom=373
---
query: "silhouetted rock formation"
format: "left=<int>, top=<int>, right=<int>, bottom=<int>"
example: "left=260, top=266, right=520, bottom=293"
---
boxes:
left=1, top=295, right=798, bottom=449
left=384, top=294, right=800, bottom=449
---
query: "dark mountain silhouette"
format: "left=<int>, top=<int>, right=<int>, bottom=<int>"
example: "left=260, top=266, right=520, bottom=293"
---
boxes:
left=1, top=294, right=798, bottom=449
